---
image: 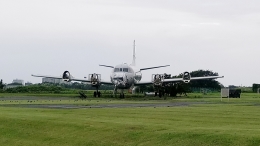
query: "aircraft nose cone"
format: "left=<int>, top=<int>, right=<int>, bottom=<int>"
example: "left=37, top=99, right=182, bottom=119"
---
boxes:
left=112, top=73, right=127, bottom=86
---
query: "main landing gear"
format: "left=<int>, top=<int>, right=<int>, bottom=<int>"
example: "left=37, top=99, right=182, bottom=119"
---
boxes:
left=155, top=91, right=163, bottom=98
left=94, top=87, right=101, bottom=97
left=119, top=93, right=125, bottom=98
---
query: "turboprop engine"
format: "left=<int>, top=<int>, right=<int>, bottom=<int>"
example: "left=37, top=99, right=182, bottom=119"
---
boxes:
left=183, top=71, right=191, bottom=83
left=89, top=73, right=101, bottom=87
left=62, top=71, right=72, bottom=82
left=152, top=74, right=164, bottom=88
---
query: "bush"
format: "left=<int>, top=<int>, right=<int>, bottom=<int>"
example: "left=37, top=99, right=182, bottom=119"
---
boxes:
left=3, top=84, right=70, bottom=94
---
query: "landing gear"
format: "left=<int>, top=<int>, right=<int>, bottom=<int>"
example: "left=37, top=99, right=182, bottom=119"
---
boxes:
left=93, top=88, right=101, bottom=97
left=155, top=91, right=163, bottom=98
left=119, top=93, right=125, bottom=99
left=113, top=85, right=117, bottom=98
left=113, top=86, right=125, bottom=99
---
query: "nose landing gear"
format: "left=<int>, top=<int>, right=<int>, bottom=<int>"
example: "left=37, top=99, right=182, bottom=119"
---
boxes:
left=113, top=86, right=125, bottom=98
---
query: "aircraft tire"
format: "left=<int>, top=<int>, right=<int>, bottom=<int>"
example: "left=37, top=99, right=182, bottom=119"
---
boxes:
left=94, top=92, right=97, bottom=97
left=155, top=92, right=157, bottom=96
left=97, top=92, right=101, bottom=97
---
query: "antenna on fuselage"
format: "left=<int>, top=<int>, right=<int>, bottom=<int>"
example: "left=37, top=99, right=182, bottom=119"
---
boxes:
left=132, top=40, right=136, bottom=66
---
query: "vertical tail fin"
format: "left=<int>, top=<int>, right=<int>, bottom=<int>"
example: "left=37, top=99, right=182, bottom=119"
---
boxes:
left=131, top=40, right=136, bottom=66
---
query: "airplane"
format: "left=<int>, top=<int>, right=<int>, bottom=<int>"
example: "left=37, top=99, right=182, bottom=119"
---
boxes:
left=32, top=41, right=224, bottom=98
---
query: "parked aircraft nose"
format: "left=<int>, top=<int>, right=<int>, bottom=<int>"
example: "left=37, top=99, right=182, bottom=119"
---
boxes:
left=113, top=72, right=124, bottom=79
left=113, top=73, right=127, bottom=86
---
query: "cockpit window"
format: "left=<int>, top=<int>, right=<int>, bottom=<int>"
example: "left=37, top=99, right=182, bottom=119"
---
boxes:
left=114, top=68, right=119, bottom=72
left=114, top=68, right=129, bottom=72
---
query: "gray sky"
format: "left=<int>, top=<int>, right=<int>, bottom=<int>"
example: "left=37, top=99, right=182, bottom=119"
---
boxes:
left=1, top=0, right=260, bottom=86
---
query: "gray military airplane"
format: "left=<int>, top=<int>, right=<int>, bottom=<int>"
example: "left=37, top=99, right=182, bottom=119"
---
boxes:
left=32, top=41, right=224, bottom=98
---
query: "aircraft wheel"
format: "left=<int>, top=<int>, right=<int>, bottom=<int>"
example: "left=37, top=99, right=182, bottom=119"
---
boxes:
left=94, top=91, right=97, bottom=97
left=97, top=92, right=101, bottom=97
left=155, top=92, right=157, bottom=96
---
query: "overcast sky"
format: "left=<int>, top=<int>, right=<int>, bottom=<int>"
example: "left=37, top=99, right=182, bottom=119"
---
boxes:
left=1, top=0, right=260, bottom=86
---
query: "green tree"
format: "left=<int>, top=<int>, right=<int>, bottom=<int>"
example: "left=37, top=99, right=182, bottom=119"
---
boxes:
left=164, top=73, right=190, bottom=97
left=188, top=70, right=221, bottom=89
left=164, top=70, right=222, bottom=96
left=0, top=79, right=5, bottom=89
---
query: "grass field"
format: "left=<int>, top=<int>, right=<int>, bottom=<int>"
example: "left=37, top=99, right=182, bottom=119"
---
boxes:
left=1, top=93, right=260, bottom=146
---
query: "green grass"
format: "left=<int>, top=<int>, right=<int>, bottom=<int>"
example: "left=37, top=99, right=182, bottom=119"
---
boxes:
left=1, top=92, right=260, bottom=105
left=1, top=95, right=260, bottom=145
left=0, top=92, right=142, bottom=98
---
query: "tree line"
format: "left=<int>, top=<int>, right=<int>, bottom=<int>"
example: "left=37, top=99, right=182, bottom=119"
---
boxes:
left=0, top=79, right=5, bottom=90
left=0, top=83, right=115, bottom=94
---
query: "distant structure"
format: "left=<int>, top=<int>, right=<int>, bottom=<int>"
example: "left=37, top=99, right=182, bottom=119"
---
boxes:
left=228, top=85, right=237, bottom=88
left=12, top=79, right=24, bottom=85
left=252, top=83, right=260, bottom=93
left=42, top=77, right=70, bottom=84
left=5, top=79, right=24, bottom=89
left=25, top=82, right=33, bottom=86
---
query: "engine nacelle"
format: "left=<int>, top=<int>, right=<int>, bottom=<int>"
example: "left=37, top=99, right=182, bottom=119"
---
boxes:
left=89, top=73, right=101, bottom=87
left=62, top=71, right=72, bottom=82
left=152, top=74, right=164, bottom=88
left=134, top=71, right=142, bottom=82
left=183, top=71, right=191, bottom=83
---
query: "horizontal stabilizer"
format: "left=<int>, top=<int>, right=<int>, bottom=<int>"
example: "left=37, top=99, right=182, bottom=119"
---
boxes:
left=99, top=65, right=114, bottom=68
left=140, top=65, right=170, bottom=71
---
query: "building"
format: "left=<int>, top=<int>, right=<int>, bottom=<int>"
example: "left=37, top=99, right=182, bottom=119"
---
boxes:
left=5, top=79, right=24, bottom=89
left=12, top=79, right=24, bottom=85
left=25, top=82, right=33, bottom=86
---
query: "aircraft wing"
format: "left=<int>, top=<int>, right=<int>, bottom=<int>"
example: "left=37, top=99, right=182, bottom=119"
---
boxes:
left=98, top=80, right=114, bottom=85
left=140, top=65, right=170, bottom=71
left=134, top=78, right=183, bottom=85
left=31, top=74, right=113, bottom=85
left=32, top=74, right=63, bottom=79
left=134, top=76, right=224, bottom=85
left=163, top=76, right=224, bottom=83
left=134, top=81, right=153, bottom=86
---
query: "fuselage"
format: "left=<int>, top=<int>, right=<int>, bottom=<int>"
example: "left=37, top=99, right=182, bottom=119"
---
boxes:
left=110, top=63, right=142, bottom=89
